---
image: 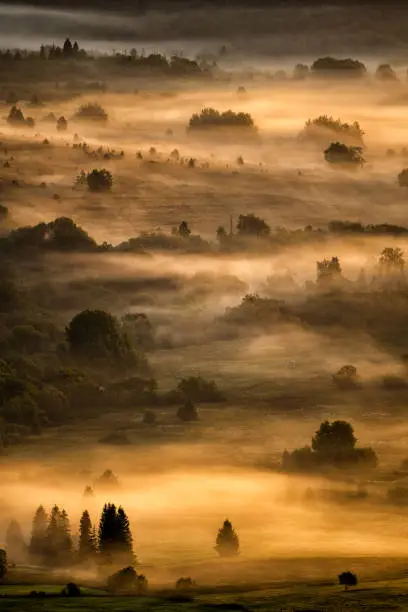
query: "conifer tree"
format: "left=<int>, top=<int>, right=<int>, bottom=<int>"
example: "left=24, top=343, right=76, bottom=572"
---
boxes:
left=116, top=506, right=133, bottom=563
left=6, top=520, right=26, bottom=564
left=215, top=519, right=240, bottom=557
left=98, top=503, right=134, bottom=564
left=29, top=506, right=48, bottom=562
left=79, top=510, right=96, bottom=561
left=98, top=503, right=117, bottom=562
left=59, top=509, right=73, bottom=561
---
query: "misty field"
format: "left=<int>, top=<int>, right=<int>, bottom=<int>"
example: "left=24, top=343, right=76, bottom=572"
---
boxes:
left=5, top=18, right=408, bottom=609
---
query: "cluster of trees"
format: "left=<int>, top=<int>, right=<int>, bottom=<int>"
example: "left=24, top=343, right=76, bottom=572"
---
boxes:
left=7, top=503, right=133, bottom=567
left=188, top=108, right=256, bottom=131
left=301, top=115, right=365, bottom=146
left=7, top=106, right=35, bottom=128
left=281, top=421, right=378, bottom=473
left=73, top=102, right=108, bottom=123
left=324, top=142, right=365, bottom=167
left=311, top=57, right=367, bottom=77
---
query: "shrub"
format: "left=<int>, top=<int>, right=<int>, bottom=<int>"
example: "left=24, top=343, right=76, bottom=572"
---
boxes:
left=57, top=116, right=68, bottom=132
left=176, top=577, right=195, bottom=591
left=86, top=169, right=113, bottom=192
left=338, top=571, right=358, bottom=591
left=107, top=566, right=148, bottom=594
left=74, top=102, right=108, bottom=122
left=188, top=108, right=256, bottom=131
left=324, top=142, right=365, bottom=167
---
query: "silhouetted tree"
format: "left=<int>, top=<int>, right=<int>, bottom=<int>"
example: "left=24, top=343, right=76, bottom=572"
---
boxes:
left=6, top=520, right=26, bottom=564
left=98, top=503, right=134, bottom=565
left=333, top=365, right=360, bottom=389
left=379, top=247, right=405, bottom=275
left=188, top=108, right=255, bottom=131
left=63, top=38, right=73, bottom=58
left=66, top=309, right=131, bottom=361
left=311, top=57, right=366, bottom=76
left=96, top=469, right=120, bottom=488
left=57, top=116, right=68, bottom=132
left=302, top=115, right=364, bottom=146
left=338, top=571, right=358, bottom=591
left=216, top=226, right=227, bottom=243
left=61, top=582, right=81, bottom=597
left=177, top=399, right=198, bottom=421
left=29, top=506, right=48, bottom=562
left=176, top=577, right=195, bottom=591
left=236, top=213, right=270, bottom=237
left=312, top=420, right=357, bottom=454
left=79, top=510, right=96, bottom=561
left=86, top=169, right=113, bottom=192
left=215, top=519, right=239, bottom=557
left=316, top=256, right=342, bottom=285
left=74, top=103, right=108, bottom=123
left=293, top=63, right=309, bottom=80
left=178, top=221, right=191, bottom=238
left=398, top=168, right=408, bottom=187
left=7, top=106, right=25, bottom=126
left=375, top=64, right=398, bottom=81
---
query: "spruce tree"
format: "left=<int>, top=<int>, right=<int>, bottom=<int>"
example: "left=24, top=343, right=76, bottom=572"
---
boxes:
left=79, top=510, right=96, bottom=561
left=29, top=506, right=48, bottom=562
left=98, top=503, right=117, bottom=562
left=215, top=519, right=240, bottom=557
left=116, top=506, right=133, bottom=563
left=59, top=509, right=73, bottom=563
left=6, top=520, right=26, bottom=564
left=45, top=505, right=60, bottom=563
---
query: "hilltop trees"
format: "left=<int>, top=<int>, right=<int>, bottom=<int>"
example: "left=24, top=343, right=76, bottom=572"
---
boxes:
left=316, top=256, right=342, bottom=286
left=7, top=106, right=35, bottom=128
left=301, top=115, right=364, bottom=146
left=215, top=519, right=239, bottom=557
left=236, top=214, right=270, bottom=237
left=74, top=102, right=108, bottom=123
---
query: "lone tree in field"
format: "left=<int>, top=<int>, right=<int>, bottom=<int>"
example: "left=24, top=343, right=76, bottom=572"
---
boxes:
left=86, top=169, right=113, bottom=192
left=177, top=399, right=198, bottom=422
left=338, top=571, right=358, bottom=591
left=74, top=102, right=108, bottom=123
left=215, top=519, right=240, bottom=557
left=324, top=142, right=365, bottom=167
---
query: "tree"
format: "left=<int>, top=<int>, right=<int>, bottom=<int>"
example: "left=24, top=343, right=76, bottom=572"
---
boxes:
left=0, top=550, right=7, bottom=581
left=324, top=142, right=365, bottom=167
left=379, top=247, right=405, bottom=275
left=216, top=226, right=227, bottom=244
left=98, top=503, right=134, bottom=565
left=61, top=582, right=81, bottom=597
left=312, top=420, right=357, bottom=454
left=398, top=168, right=408, bottom=187
left=375, top=64, right=398, bottom=81
left=57, top=116, right=68, bottom=132
left=316, top=256, right=342, bottom=285
left=121, top=313, right=154, bottom=350
left=66, top=309, right=131, bottom=361
left=311, top=57, right=366, bottom=76
left=188, top=108, right=256, bottom=131
left=293, top=63, right=309, bottom=80
left=63, top=38, right=73, bottom=58
left=178, top=221, right=191, bottom=238
left=176, top=376, right=224, bottom=403
left=236, top=213, right=270, bottom=237
left=86, top=169, right=113, bottom=192
left=333, top=365, right=360, bottom=389
left=177, top=399, right=198, bottom=421
left=176, top=577, right=195, bottom=591
left=29, top=506, right=47, bottom=562
left=215, top=519, right=239, bottom=557
left=301, top=115, right=364, bottom=146
left=338, top=571, right=358, bottom=591
left=74, top=103, right=108, bottom=123
left=6, top=520, right=26, bottom=564
left=79, top=510, right=96, bottom=561
left=7, top=106, right=25, bottom=127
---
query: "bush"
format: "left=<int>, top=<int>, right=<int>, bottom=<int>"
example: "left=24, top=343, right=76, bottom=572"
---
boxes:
left=57, top=116, right=68, bottom=132
left=176, top=577, right=195, bottom=591
left=107, top=566, right=148, bottom=594
left=215, top=520, right=239, bottom=557
left=324, top=142, right=365, bottom=167
left=86, top=169, right=113, bottom=192
left=188, top=108, right=256, bottom=131
left=333, top=365, right=361, bottom=389
left=74, top=102, right=108, bottom=122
